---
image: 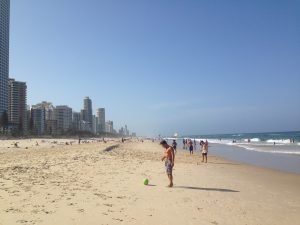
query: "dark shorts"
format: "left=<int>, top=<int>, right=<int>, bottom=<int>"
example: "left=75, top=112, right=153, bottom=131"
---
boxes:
left=202, top=152, right=207, bottom=156
left=165, top=160, right=173, bottom=175
left=189, top=146, right=193, bottom=151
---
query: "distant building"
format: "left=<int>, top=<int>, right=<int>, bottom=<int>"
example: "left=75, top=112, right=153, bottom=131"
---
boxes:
left=45, top=120, right=57, bottom=136
left=84, top=97, right=93, bottom=123
left=96, top=108, right=105, bottom=133
left=31, top=106, right=45, bottom=135
left=0, top=0, right=10, bottom=118
left=54, top=105, right=72, bottom=133
left=72, top=112, right=81, bottom=130
left=8, top=78, right=27, bottom=134
left=34, top=101, right=55, bottom=120
left=32, top=101, right=55, bottom=135
left=124, top=125, right=129, bottom=136
left=92, top=115, right=97, bottom=134
left=119, top=127, right=124, bottom=136
left=105, top=120, right=113, bottom=134
left=80, top=120, right=92, bottom=132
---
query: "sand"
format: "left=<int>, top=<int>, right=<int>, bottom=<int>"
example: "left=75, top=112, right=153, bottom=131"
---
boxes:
left=0, top=138, right=300, bottom=225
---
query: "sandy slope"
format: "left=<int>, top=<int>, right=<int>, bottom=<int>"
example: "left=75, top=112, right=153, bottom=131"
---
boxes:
left=0, top=139, right=299, bottom=225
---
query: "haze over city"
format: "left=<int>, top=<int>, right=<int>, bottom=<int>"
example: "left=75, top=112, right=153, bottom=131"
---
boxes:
left=10, top=0, right=300, bottom=136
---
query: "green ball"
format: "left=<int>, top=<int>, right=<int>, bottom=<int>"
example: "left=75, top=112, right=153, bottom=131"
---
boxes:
left=143, top=178, right=149, bottom=185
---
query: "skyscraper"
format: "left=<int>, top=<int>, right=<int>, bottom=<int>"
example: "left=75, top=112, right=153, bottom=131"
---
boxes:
left=30, top=106, right=45, bottom=135
left=83, top=97, right=93, bottom=131
left=8, top=79, right=27, bottom=134
left=0, top=0, right=10, bottom=117
left=96, top=108, right=105, bottom=133
left=54, top=105, right=72, bottom=133
left=83, top=97, right=92, bottom=122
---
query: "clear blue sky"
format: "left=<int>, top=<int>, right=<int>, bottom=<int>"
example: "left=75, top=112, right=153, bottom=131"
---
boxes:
left=10, top=0, right=300, bottom=136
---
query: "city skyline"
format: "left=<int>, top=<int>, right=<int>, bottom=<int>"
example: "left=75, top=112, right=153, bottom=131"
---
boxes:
left=0, top=0, right=133, bottom=136
left=8, top=1, right=300, bottom=136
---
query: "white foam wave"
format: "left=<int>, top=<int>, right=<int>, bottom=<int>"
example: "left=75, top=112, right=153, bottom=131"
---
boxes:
left=243, top=138, right=261, bottom=142
left=235, top=144, right=300, bottom=155
left=266, top=139, right=291, bottom=144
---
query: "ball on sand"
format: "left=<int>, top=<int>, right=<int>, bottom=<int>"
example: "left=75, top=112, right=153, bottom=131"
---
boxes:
left=143, top=178, right=149, bottom=185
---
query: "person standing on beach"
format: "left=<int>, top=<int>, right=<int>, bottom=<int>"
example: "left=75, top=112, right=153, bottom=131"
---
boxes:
left=201, top=140, right=208, bottom=163
left=160, top=140, right=175, bottom=187
left=172, top=140, right=177, bottom=154
left=189, top=139, right=194, bottom=155
left=183, top=139, right=186, bottom=149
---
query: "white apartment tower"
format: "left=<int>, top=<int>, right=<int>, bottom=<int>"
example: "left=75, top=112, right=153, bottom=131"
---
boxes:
left=96, top=108, right=105, bottom=133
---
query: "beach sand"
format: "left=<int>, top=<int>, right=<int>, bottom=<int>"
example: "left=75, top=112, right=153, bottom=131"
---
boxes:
left=0, top=139, right=299, bottom=225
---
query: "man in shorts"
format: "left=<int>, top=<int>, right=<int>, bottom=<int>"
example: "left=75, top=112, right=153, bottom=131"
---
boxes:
left=160, top=140, right=175, bottom=187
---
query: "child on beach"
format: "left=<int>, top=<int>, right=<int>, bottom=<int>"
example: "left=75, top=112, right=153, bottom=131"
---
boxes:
left=160, top=140, right=175, bottom=188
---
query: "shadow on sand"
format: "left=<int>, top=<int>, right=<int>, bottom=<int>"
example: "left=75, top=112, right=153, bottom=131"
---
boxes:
left=174, top=186, right=239, bottom=193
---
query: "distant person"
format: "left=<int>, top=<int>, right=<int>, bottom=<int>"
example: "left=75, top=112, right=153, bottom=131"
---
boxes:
left=160, top=140, right=175, bottom=188
left=189, top=139, right=194, bottom=155
left=201, top=140, right=208, bottom=163
left=194, top=139, right=196, bottom=148
left=183, top=139, right=186, bottom=149
left=172, top=140, right=177, bottom=154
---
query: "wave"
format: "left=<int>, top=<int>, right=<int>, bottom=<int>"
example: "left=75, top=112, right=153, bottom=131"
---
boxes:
left=243, top=138, right=261, bottom=142
left=266, top=139, right=291, bottom=144
left=234, top=144, right=300, bottom=155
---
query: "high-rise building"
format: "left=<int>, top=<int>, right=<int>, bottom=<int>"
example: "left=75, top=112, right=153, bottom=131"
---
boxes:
left=0, top=0, right=10, bottom=117
left=54, top=105, right=72, bottom=133
left=96, top=108, right=105, bottom=133
left=105, top=120, right=113, bottom=134
left=124, top=125, right=129, bottom=136
left=72, top=112, right=81, bottom=130
left=31, top=107, right=45, bottom=135
left=34, top=101, right=55, bottom=121
left=8, top=79, right=27, bottom=134
left=83, top=97, right=93, bottom=124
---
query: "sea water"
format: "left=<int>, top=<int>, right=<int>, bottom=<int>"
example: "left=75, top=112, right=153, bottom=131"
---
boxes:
left=166, top=131, right=300, bottom=174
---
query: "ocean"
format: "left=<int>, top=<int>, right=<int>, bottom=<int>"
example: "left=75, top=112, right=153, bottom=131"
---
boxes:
left=166, top=131, right=300, bottom=174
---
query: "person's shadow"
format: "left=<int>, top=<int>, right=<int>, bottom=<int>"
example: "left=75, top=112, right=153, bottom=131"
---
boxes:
left=174, top=186, right=239, bottom=192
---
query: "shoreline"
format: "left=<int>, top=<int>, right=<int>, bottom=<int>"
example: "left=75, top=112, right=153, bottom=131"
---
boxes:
left=176, top=141, right=300, bottom=174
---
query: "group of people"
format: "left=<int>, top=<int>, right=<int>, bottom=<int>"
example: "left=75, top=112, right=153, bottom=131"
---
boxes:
left=181, top=138, right=208, bottom=160
left=159, top=138, right=209, bottom=187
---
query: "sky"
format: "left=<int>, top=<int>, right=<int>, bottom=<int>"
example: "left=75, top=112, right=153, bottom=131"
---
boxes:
left=10, top=0, right=300, bottom=136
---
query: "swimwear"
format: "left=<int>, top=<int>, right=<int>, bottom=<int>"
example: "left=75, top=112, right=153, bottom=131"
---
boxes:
left=165, top=160, right=173, bottom=175
left=189, top=145, right=193, bottom=151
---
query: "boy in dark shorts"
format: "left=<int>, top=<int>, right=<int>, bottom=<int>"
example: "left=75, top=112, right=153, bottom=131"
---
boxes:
left=160, top=140, right=175, bottom=187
